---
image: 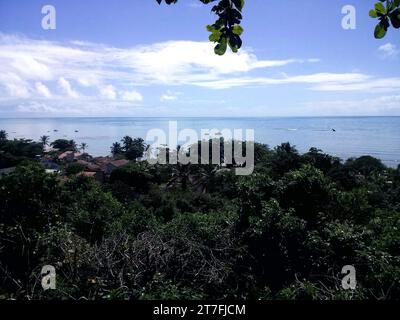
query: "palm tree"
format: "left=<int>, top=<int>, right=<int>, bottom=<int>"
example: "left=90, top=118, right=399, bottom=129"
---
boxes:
left=51, top=139, right=77, bottom=152
left=0, top=130, right=7, bottom=141
left=167, top=163, right=193, bottom=191
left=80, top=142, right=88, bottom=153
left=192, top=165, right=223, bottom=193
left=121, top=136, right=133, bottom=152
left=125, top=138, right=147, bottom=161
left=40, top=135, right=50, bottom=147
left=70, top=140, right=78, bottom=152
left=111, top=142, right=123, bottom=156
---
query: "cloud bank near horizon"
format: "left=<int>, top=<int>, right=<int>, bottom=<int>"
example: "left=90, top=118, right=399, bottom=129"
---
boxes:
left=0, top=33, right=400, bottom=116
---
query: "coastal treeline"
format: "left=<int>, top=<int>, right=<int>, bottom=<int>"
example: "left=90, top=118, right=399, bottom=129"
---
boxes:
left=0, top=131, right=399, bottom=300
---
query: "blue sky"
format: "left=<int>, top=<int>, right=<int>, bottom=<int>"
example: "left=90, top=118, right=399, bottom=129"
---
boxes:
left=0, top=0, right=399, bottom=117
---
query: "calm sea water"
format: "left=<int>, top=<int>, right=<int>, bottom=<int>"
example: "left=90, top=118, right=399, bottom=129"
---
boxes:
left=0, top=117, right=399, bottom=167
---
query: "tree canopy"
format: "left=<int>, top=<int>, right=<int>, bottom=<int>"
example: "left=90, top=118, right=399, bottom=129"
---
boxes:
left=1, top=134, right=400, bottom=300
left=50, top=139, right=77, bottom=152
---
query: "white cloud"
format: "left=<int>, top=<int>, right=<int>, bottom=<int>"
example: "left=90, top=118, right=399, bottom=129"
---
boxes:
left=304, top=95, right=400, bottom=116
left=77, top=75, right=101, bottom=87
left=10, top=98, right=145, bottom=116
left=100, top=85, right=117, bottom=100
left=1, top=33, right=400, bottom=116
left=311, top=77, right=400, bottom=92
left=1, top=33, right=398, bottom=95
left=120, top=90, right=143, bottom=102
left=17, top=101, right=58, bottom=113
left=35, top=82, right=51, bottom=98
left=5, top=83, right=30, bottom=98
left=58, top=77, right=79, bottom=98
left=122, top=41, right=306, bottom=84
left=378, top=43, right=399, bottom=59
left=10, top=56, right=53, bottom=81
left=160, top=90, right=181, bottom=102
left=194, top=73, right=374, bottom=90
left=161, top=94, right=178, bottom=101
left=0, top=72, right=31, bottom=98
left=0, top=34, right=316, bottom=94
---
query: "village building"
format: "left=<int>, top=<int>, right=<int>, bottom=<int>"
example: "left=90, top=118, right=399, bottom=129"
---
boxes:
left=103, top=159, right=130, bottom=175
left=93, top=157, right=130, bottom=175
left=58, top=151, right=84, bottom=162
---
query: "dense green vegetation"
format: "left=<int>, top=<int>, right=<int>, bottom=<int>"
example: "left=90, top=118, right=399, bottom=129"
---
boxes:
left=0, top=133, right=399, bottom=300
left=112, top=136, right=146, bottom=160
left=0, top=132, right=43, bottom=169
left=50, top=139, right=77, bottom=152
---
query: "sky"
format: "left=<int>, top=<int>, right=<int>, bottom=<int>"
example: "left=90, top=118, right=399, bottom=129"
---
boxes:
left=0, top=0, right=399, bottom=117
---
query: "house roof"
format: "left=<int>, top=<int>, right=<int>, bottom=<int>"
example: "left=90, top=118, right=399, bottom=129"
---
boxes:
left=93, top=157, right=129, bottom=172
left=93, top=157, right=113, bottom=165
left=109, top=159, right=129, bottom=168
left=58, top=151, right=83, bottom=160
left=77, top=160, right=101, bottom=172
left=79, top=171, right=97, bottom=178
left=76, top=160, right=90, bottom=165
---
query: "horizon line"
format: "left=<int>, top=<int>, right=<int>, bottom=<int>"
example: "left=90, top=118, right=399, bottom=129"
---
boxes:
left=2, top=115, right=400, bottom=120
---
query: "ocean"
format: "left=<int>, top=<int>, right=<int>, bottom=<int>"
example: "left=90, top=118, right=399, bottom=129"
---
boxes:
left=0, top=117, right=400, bottom=167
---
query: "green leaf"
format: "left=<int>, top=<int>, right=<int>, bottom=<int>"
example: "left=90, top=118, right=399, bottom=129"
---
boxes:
left=209, top=30, right=222, bottom=42
left=206, top=24, right=216, bottom=32
left=375, top=2, right=387, bottom=15
left=214, top=37, right=228, bottom=55
left=231, top=0, right=245, bottom=11
left=374, top=23, right=387, bottom=39
left=232, top=25, right=244, bottom=36
left=228, top=34, right=241, bottom=53
left=369, top=9, right=378, bottom=18
left=390, top=9, right=400, bottom=28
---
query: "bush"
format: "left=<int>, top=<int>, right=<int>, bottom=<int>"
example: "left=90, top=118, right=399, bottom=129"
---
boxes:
left=1, top=144, right=399, bottom=300
left=65, top=163, right=85, bottom=176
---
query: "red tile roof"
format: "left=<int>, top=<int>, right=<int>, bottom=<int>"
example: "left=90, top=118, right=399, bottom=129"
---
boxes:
left=58, top=151, right=83, bottom=160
